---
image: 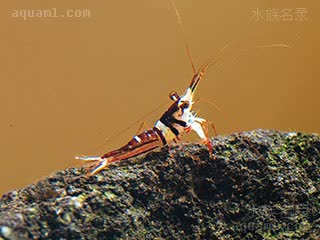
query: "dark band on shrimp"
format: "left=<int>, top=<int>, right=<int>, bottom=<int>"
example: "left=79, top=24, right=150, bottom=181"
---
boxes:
left=153, top=127, right=167, bottom=145
left=159, top=101, right=187, bottom=136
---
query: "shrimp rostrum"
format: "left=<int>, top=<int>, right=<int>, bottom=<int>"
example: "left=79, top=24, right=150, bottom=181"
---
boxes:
left=76, top=63, right=214, bottom=176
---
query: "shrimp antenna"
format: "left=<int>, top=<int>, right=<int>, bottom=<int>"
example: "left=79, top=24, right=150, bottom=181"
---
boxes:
left=170, top=0, right=196, bottom=75
left=204, top=40, right=234, bottom=73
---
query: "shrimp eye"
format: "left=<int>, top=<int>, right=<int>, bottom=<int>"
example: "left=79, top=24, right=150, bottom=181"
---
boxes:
left=169, top=91, right=179, bottom=101
left=180, top=101, right=190, bottom=109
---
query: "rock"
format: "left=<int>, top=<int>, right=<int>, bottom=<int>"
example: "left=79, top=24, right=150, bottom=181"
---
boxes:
left=0, top=130, right=319, bottom=239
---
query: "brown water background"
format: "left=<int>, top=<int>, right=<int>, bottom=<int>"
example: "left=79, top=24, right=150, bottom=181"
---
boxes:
left=0, top=0, right=319, bottom=194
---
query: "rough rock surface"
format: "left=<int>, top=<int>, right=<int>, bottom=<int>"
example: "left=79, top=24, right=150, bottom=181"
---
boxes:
left=0, top=130, right=319, bottom=240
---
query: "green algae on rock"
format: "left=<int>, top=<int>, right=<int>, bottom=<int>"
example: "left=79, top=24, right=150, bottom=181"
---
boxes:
left=0, top=130, right=319, bottom=239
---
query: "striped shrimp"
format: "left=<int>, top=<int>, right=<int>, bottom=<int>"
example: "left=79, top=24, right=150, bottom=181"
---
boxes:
left=76, top=1, right=218, bottom=176
left=76, top=62, right=217, bottom=176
